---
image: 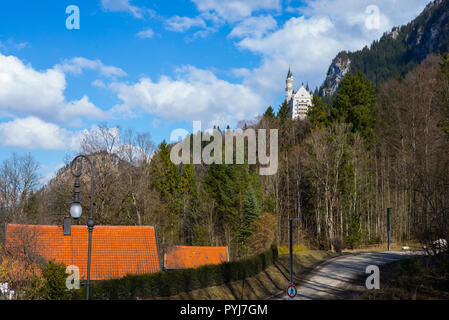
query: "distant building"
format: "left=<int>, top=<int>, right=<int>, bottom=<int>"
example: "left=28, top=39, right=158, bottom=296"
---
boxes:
left=163, top=245, right=229, bottom=270
left=285, top=67, right=313, bottom=120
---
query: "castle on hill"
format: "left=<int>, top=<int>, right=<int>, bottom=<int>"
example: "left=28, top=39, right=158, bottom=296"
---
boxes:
left=285, top=67, right=313, bottom=120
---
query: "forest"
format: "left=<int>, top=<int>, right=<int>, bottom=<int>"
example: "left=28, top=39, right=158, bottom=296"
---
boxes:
left=1, top=53, right=449, bottom=259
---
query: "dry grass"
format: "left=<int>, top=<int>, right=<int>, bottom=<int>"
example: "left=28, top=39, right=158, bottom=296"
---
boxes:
left=278, top=244, right=310, bottom=255
left=149, top=250, right=337, bottom=300
left=342, top=242, right=422, bottom=253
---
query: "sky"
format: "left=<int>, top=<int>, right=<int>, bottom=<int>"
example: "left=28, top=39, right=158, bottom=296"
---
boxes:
left=0, top=0, right=431, bottom=184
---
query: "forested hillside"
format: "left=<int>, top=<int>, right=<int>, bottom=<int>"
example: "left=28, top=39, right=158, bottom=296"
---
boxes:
left=321, top=0, right=449, bottom=95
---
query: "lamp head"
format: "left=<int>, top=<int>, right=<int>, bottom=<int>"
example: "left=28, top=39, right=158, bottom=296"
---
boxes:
left=70, top=201, right=82, bottom=219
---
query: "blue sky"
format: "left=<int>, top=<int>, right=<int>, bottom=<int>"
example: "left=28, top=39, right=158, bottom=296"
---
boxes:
left=0, top=0, right=430, bottom=184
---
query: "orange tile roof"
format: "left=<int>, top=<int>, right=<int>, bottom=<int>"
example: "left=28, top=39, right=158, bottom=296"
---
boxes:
left=164, top=245, right=228, bottom=270
left=4, top=224, right=161, bottom=280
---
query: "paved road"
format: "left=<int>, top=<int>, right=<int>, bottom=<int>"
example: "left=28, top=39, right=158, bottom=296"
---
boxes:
left=281, top=251, right=419, bottom=300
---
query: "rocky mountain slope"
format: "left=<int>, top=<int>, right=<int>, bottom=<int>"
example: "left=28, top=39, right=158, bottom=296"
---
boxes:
left=320, top=0, right=449, bottom=96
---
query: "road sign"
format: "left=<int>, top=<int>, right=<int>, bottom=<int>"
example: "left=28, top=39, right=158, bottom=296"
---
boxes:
left=287, top=285, right=297, bottom=298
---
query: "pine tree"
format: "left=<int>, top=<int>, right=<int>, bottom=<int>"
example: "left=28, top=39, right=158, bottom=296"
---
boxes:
left=277, top=100, right=292, bottom=122
left=308, top=94, right=328, bottom=129
left=149, top=140, right=184, bottom=244
left=237, top=188, right=260, bottom=257
left=331, top=72, right=377, bottom=142
left=344, top=215, right=363, bottom=249
left=263, top=106, right=275, bottom=119
left=23, top=191, right=39, bottom=223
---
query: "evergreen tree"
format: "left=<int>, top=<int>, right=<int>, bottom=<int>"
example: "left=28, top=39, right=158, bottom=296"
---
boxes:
left=179, top=163, right=200, bottom=244
left=149, top=140, right=184, bottom=243
left=331, top=72, right=377, bottom=142
left=237, top=188, right=260, bottom=257
left=277, top=100, right=292, bottom=122
left=308, top=94, right=328, bottom=129
left=263, top=106, right=276, bottom=119
left=344, top=215, right=363, bottom=249
left=23, top=191, right=38, bottom=223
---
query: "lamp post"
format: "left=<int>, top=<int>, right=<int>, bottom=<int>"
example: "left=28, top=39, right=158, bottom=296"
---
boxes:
left=387, top=208, right=391, bottom=251
left=70, top=154, right=95, bottom=300
left=289, top=218, right=301, bottom=285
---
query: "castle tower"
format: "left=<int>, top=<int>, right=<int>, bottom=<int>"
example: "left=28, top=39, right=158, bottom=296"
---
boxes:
left=285, top=67, right=313, bottom=120
left=286, top=67, right=293, bottom=102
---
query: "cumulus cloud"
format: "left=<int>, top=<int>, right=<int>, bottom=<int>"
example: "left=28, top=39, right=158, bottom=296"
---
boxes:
left=299, top=0, right=427, bottom=35
left=137, top=28, right=155, bottom=39
left=100, top=0, right=150, bottom=19
left=0, top=117, right=73, bottom=150
left=229, top=15, right=277, bottom=39
left=109, top=65, right=264, bottom=127
left=0, top=53, right=106, bottom=125
left=232, top=0, right=429, bottom=95
left=236, top=16, right=343, bottom=95
left=57, top=57, right=126, bottom=78
left=192, top=0, right=280, bottom=22
left=0, top=38, right=28, bottom=53
left=165, top=16, right=207, bottom=32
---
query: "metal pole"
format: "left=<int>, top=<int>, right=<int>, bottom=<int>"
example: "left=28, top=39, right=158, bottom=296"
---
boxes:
left=387, top=208, right=391, bottom=251
left=71, top=155, right=94, bottom=300
left=86, top=218, right=94, bottom=300
left=86, top=158, right=94, bottom=300
left=289, top=219, right=293, bottom=284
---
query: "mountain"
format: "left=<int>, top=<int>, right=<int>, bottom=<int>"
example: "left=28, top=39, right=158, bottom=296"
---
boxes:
left=320, top=0, right=449, bottom=96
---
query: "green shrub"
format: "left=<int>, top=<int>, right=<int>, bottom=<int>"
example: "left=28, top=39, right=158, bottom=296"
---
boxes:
left=39, top=260, right=72, bottom=300
left=399, top=258, right=423, bottom=277
left=73, top=243, right=278, bottom=300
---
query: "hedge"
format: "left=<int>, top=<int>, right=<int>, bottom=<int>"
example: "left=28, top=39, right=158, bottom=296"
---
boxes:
left=72, top=244, right=278, bottom=300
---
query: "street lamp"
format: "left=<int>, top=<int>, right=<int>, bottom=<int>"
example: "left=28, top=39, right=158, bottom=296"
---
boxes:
left=70, top=154, right=95, bottom=300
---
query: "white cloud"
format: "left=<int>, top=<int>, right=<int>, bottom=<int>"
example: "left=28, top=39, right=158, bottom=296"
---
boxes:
left=299, top=0, right=427, bottom=34
left=137, top=28, right=155, bottom=39
left=192, top=0, right=281, bottom=22
left=229, top=15, right=277, bottom=38
left=0, top=39, right=28, bottom=53
left=92, top=79, right=106, bottom=88
left=57, top=57, right=126, bottom=78
left=236, top=16, right=344, bottom=95
left=231, top=0, right=429, bottom=96
left=0, top=117, right=72, bottom=150
left=0, top=53, right=107, bottom=125
left=164, top=15, right=217, bottom=41
left=59, top=96, right=105, bottom=125
left=165, top=16, right=207, bottom=32
left=100, top=0, right=148, bottom=19
left=109, top=65, right=264, bottom=127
